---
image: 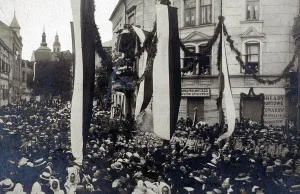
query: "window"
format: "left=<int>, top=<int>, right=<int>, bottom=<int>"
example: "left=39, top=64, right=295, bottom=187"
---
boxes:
left=198, top=44, right=211, bottom=75
left=185, top=0, right=196, bottom=27
left=22, top=71, right=25, bottom=82
left=128, top=14, right=135, bottom=25
left=245, top=43, right=259, bottom=73
left=126, top=6, right=136, bottom=26
left=200, top=0, right=212, bottom=24
left=184, top=46, right=196, bottom=74
left=246, top=0, right=259, bottom=21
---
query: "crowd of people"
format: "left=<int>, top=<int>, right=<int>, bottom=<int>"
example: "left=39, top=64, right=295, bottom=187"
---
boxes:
left=0, top=100, right=300, bottom=193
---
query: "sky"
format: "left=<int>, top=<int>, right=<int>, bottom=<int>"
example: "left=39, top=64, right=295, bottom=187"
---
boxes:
left=0, top=0, right=119, bottom=60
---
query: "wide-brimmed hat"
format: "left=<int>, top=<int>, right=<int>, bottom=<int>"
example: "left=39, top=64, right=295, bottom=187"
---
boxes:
left=283, top=169, right=293, bottom=176
left=274, top=159, right=282, bottom=166
left=235, top=173, right=249, bottom=181
left=266, top=166, right=273, bottom=173
left=111, top=162, right=123, bottom=170
left=1, top=178, right=14, bottom=191
left=40, top=172, right=51, bottom=180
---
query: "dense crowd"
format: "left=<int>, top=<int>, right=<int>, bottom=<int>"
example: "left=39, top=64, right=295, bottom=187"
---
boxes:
left=0, top=101, right=300, bottom=193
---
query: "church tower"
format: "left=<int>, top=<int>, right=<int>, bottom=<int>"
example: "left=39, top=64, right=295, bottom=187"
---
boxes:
left=10, top=12, right=21, bottom=37
left=53, top=32, right=61, bottom=53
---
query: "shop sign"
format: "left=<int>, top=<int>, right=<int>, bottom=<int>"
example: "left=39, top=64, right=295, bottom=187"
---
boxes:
left=181, top=88, right=210, bottom=97
left=264, top=95, right=286, bottom=126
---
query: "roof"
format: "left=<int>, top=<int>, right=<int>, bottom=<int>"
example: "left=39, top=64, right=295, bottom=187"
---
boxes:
left=10, top=13, right=21, bottom=29
left=32, top=50, right=53, bottom=62
left=0, top=38, right=13, bottom=53
left=37, top=45, right=51, bottom=52
left=53, top=41, right=61, bottom=46
left=109, top=0, right=124, bottom=21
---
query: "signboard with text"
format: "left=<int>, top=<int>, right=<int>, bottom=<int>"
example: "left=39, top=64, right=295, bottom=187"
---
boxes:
left=263, top=95, right=286, bottom=126
left=181, top=88, right=210, bottom=97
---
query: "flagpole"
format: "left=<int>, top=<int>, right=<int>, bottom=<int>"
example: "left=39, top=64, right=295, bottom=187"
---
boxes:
left=219, top=0, right=223, bottom=129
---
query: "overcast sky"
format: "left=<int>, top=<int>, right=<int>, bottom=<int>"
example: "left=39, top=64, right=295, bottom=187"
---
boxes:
left=0, top=0, right=119, bottom=60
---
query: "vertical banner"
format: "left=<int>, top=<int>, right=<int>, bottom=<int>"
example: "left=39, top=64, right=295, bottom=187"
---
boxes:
left=70, top=0, right=95, bottom=165
left=70, top=0, right=83, bottom=165
left=132, top=26, right=153, bottom=117
left=217, top=31, right=236, bottom=142
left=152, top=4, right=181, bottom=140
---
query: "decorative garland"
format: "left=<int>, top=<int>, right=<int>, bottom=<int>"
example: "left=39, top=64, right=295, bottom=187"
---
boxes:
left=223, top=23, right=298, bottom=85
left=114, top=22, right=158, bottom=87
left=179, top=16, right=224, bottom=57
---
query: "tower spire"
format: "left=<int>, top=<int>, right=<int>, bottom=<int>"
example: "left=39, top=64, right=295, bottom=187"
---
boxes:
left=41, top=28, right=47, bottom=47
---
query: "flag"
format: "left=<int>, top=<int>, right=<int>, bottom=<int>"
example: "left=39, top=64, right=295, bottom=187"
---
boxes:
left=70, top=0, right=95, bottom=165
left=152, top=4, right=181, bottom=140
left=217, top=29, right=236, bottom=142
left=132, top=26, right=153, bottom=118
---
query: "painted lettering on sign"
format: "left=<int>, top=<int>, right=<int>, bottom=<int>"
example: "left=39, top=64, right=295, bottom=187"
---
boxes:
left=264, top=95, right=286, bottom=126
left=181, top=88, right=210, bottom=97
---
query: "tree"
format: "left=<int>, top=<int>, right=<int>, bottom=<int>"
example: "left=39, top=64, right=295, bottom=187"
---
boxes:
left=29, top=52, right=73, bottom=102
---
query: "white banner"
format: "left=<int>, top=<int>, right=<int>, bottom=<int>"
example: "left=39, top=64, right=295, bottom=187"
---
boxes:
left=132, top=26, right=148, bottom=118
left=70, top=0, right=83, bottom=165
left=152, top=4, right=181, bottom=140
left=218, top=31, right=236, bottom=142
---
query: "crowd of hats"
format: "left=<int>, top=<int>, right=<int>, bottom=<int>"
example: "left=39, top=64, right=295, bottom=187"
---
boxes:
left=0, top=100, right=71, bottom=193
left=1, top=99, right=300, bottom=193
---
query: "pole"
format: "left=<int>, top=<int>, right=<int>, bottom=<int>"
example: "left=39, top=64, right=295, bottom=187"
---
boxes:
left=219, top=0, right=223, bottom=126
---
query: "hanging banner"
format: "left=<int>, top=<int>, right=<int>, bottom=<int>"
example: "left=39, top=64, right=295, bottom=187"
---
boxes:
left=132, top=26, right=152, bottom=118
left=218, top=31, right=236, bottom=142
left=70, top=0, right=95, bottom=165
left=70, top=0, right=83, bottom=165
left=152, top=4, right=181, bottom=140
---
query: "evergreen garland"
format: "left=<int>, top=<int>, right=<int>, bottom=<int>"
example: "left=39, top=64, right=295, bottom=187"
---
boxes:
left=223, top=23, right=298, bottom=85
left=179, top=16, right=224, bottom=57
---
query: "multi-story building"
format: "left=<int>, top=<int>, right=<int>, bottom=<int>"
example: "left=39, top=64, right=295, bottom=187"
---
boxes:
left=0, top=38, right=12, bottom=106
left=110, top=0, right=299, bottom=126
left=0, top=13, right=23, bottom=104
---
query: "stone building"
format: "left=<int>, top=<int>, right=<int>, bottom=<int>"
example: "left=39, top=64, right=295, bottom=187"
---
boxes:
left=0, top=38, right=13, bottom=106
left=0, top=13, right=23, bottom=104
left=109, top=0, right=299, bottom=126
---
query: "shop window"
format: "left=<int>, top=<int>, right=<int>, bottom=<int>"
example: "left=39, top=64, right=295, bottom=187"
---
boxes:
left=200, top=0, right=212, bottom=24
left=187, top=97, right=204, bottom=122
left=245, top=42, right=259, bottom=74
left=242, top=97, right=262, bottom=122
left=246, top=0, right=260, bottom=21
left=185, top=0, right=196, bottom=27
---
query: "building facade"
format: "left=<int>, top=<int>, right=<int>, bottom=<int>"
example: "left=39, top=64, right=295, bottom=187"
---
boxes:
left=0, top=39, right=13, bottom=106
left=0, top=13, right=23, bottom=104
left=110, top=0, right=299, bottom=126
